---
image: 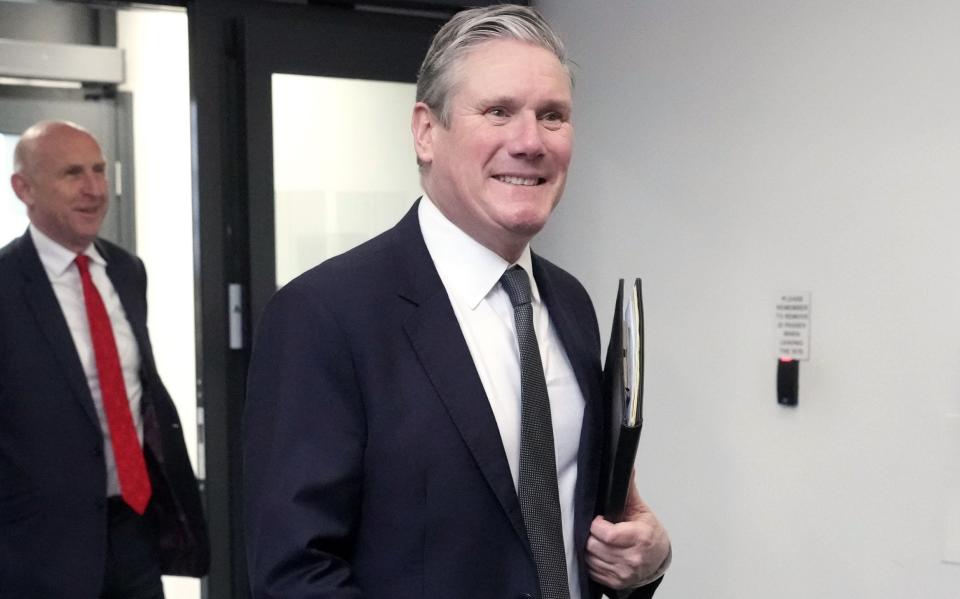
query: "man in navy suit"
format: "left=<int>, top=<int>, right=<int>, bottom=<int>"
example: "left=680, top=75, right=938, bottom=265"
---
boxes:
left=244, top=5, right=670, bottom=598
left=0, top=121, right=208, bottom=598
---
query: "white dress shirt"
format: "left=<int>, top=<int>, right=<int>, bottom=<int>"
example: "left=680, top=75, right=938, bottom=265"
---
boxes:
left=418, top=197, right=586, bottom=598
left=30, top=225, right=144, bottom=497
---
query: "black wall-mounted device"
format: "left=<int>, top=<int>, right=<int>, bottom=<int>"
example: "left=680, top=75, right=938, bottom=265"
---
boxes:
left=777, top=358, right=799, bottom=406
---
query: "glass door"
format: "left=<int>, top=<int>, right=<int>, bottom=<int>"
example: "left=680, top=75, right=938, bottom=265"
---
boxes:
left=243, top=7, right=442, bottom=325
left=271, top=73, right=421, bottom=287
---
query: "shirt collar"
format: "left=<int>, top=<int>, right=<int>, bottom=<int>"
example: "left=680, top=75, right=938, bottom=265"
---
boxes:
left=418, top=195, right=541, bottom=310
left=29, top=224, right=105, bottom=278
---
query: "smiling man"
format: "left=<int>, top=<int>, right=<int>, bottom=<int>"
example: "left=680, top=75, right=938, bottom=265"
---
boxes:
left=0, top=121, right=208, bottom=598
left=244, top=6, right=670, bottom=599
left=411, top=36, right=573, bottom=262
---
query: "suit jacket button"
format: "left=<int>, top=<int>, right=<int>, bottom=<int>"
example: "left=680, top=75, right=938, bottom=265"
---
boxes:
left=92, top=446, right=103, bottom=458
left=95, top=498, right=107, bottom=511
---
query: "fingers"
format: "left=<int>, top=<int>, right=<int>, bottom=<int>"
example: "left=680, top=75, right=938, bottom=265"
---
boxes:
left=585, top=497, right=671, bottom=590
left=585, top=532, right=651, bottom=589
left=585, top=553, right=628, bottom=589
left=589, top=513, right=659, bottom=549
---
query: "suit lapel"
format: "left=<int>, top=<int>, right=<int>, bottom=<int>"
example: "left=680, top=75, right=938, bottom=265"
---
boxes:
left=98, top=241, right=150, bottom=367
left=393, top=203, right=529, bottom=547
left=15, top=233, right=101, bottom=430
left=97, top=242, right=163, bottom=454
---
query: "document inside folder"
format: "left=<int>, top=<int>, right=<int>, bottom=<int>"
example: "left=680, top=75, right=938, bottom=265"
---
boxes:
left=622, top=280, right=643, bottom=428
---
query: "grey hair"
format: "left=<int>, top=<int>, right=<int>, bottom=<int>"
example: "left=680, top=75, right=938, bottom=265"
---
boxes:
left=416, top=4, right=571, bottom=127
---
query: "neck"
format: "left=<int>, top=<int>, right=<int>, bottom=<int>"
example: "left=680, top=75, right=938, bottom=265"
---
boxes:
left=420, top=193, right=531, bottom=265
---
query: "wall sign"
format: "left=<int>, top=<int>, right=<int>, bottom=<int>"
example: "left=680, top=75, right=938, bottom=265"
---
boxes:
left=776, top=292, right=811, bottom=360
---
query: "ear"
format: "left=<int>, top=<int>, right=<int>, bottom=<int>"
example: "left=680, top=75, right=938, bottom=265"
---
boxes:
left=10, top=173, right=33, bottom=207
left=411, top=102, right=437, bottom=166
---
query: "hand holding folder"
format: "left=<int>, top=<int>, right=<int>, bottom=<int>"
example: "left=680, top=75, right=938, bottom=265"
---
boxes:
left=599, top=278, right=644, bottom=523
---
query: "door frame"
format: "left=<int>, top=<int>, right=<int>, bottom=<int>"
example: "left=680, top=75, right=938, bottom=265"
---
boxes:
left=188, top=3, right=451, bottom=597
left=243, top=7, right=442, bottom=325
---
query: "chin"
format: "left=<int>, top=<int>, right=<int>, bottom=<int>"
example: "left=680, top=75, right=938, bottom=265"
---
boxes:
left=512, top=203, right=555, bottom=230
left=505, top=218, right=548, bottom=240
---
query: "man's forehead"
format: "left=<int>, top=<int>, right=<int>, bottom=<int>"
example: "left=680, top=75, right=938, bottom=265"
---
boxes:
left=35, top=130, right=104, bottom=165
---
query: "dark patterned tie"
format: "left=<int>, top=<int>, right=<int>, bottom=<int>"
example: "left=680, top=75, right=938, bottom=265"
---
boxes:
left=76, top=255, right=152, bottom=514
left=500, top=266, right=571, bottom=599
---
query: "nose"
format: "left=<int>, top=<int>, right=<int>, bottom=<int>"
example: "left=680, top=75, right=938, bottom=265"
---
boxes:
left=507, top=112, right=546, bottom=160
left=81, top=170, right=108, bottom=197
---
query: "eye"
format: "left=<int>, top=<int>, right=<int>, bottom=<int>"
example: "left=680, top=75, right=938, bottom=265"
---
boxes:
left=485, top=107, right=510, bottom=123
left=540, top=111, right=566, bottom=131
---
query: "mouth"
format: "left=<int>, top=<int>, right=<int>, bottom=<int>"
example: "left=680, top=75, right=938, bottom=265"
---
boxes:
left=493, top=175, right=545, bottom=186
left=75, top=205, right=103, bottom=216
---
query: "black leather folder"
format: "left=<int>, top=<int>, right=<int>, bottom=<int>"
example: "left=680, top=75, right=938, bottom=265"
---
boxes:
left=598, top=278, right=644, bottom=523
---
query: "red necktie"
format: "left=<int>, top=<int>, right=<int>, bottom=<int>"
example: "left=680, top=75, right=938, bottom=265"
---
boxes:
left=75, top=255, right=152, bottom=515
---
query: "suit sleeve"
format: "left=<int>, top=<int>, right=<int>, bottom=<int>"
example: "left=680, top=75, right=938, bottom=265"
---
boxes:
left=621, top=575, right=663, bottom=599
left=244, top=281, right=366, bottom=598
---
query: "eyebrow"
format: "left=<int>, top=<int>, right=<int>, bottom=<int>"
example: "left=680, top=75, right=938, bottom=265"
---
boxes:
left=539, top=99, right=572, bottom=115
left=476, top=95, right=518, bottom=108
left=477, top=95, right=572, bottom=113
left=60, top=161, right=106, bottom=175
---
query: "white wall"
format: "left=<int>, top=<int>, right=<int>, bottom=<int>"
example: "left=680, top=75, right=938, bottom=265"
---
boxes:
left=537, top=1, right=960, bottom=597
left=117, top=8, right=200, bottom=599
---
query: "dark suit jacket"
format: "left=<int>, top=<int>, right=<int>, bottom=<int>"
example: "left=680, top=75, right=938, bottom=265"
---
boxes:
left=0, top=231, right=209, bottom=598
left=244, top=201, right=660, bottom=598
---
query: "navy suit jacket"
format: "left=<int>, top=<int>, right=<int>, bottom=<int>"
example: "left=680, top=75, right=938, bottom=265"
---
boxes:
left=0, top=231, right=209, bottom=598
left=244, top=202, right=660, bottom=598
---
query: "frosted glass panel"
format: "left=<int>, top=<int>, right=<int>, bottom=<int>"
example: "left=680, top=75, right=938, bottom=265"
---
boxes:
left=1, top=133, right=29, bottom=246
left=272, top=74, right=421, bottom=287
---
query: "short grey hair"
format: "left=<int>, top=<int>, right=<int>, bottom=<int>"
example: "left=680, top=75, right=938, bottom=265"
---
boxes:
left=416, top=4, right=571, bottom=127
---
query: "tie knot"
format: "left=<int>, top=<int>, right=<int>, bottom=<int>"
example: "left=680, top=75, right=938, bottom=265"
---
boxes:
left=500, top=266, right=531, bottom=307
left=75, top=254, right=90, bottom=275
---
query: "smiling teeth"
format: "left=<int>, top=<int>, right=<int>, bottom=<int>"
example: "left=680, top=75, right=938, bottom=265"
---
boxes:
left=496, top=175, right=539, bottom=186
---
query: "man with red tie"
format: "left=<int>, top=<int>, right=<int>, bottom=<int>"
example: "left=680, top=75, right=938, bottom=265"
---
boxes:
left=0, top=121, right=208, bottom=598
